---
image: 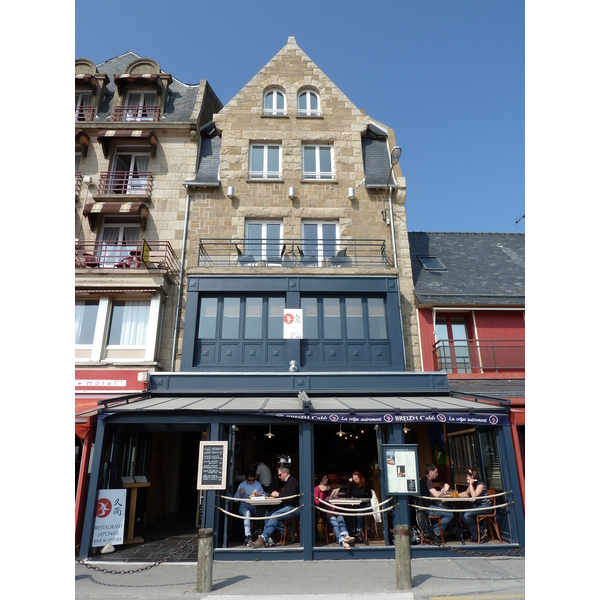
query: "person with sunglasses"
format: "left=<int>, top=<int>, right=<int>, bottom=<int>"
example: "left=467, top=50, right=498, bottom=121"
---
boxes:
left=234, top=470, right=266, bottom=546
left=458, top=468, right=493, bottom=542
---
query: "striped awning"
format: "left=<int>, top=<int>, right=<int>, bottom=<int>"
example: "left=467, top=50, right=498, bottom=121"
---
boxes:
left=75, top=73, right=99, bottom=94
left=113, top=73, right=163, bottom=95
left=97, top=129, right=158, bottom=158
left=83, top=201, right=148, bottom=232
left=76, top=130, right=91, bottom=157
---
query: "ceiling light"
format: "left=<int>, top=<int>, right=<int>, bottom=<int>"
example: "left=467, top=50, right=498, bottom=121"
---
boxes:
left=265, top=424, right=275, bottom=438
left=336, top=423, right=346, bottom=437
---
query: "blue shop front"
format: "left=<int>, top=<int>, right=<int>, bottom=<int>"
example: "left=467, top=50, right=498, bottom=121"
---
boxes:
left=78, top=276, right=525, bottom=560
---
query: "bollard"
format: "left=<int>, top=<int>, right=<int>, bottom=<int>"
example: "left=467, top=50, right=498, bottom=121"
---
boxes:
left=394, top=524, right=412, bottom=591
left=197, top=528, right=214, bottom=594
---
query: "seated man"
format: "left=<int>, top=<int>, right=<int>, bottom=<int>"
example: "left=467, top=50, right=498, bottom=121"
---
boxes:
left=234, top=470, right=265, bottom=546
left=418, top=464, right=453, bottom=541
left=252, top=466, right=299, bottom=547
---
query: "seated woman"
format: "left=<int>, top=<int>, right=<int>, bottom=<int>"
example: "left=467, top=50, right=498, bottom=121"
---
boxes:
left=314, top=471, right=354, bottom=550
left=458, top=468, right=493, bottom=542
left=234, top=470, right=265, bottom=546
left=346, top=470, right=372, bottom=543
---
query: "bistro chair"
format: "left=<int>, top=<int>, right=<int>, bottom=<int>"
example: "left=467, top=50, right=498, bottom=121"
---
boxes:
left=476, top=490, right=502, bottom=543
left=423, top=515, right=444, bottom=544
left=282, top=516, right=300, bottom=546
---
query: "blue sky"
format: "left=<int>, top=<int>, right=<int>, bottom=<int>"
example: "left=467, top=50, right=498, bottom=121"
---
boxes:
left=75, top=0, right=525, bottom=234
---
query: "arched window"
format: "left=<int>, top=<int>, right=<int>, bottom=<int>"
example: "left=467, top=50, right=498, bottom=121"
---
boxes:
left=298, top=89, right=321, bottom=116
left=263, top=89, right=286, bottom=116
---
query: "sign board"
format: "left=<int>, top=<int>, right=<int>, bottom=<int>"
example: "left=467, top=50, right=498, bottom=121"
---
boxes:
left=382, top=444, right=420, bottom=495
left=283, top=309, right=303, bottom=339
left=197, top=441, right=228, bottom=490
left=92, top=489, right=127, bottom=547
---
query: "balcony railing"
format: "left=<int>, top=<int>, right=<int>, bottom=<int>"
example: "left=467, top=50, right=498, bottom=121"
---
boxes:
left=197, top=238, right=390, bottom=268
left=96, top=171, right=154, bottom=196
left=75, top=239, right=180, bottom=273
left=75, top=105, right=95, bottom=121
left=111, top=105, right=160, bottom=122
left=75, top=172, right=82, bottom=199
left=433, top=339, right=525, bottom=374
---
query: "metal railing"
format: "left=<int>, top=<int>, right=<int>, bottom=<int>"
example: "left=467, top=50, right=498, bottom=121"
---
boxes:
left=75, top=239, right=180, bottom=273
left=96, top=171, right=154, bottom=196
left=433, top=339, right=525, bottom=374
left=75, top=105, right=94, bottom=121
left=111, top=105, right=160, bottom=122
left=196, top=238, right=389, bottom=268
left=75, top=172, right=82, bottom=198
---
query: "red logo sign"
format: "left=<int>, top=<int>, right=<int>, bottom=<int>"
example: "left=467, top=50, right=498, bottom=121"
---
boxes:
left=96, top=498, right=112, bottom=518
left=284, top=313, right=295, bottom=324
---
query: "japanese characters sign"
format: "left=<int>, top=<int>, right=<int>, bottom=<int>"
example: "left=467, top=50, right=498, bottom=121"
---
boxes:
left=92, top=489, right=127, bottom=547
left=283, top=309, right=303, bottom=339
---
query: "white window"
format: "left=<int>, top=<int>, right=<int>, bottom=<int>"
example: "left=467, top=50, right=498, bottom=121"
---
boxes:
left=75, top=92, right=92, bottom=121
left=100, top=223, right=140, bottom=266
left=245, top=221, right=283, bottom=261
left=110, top=149, right=150, bottom=194
left=75, top=295, right=161, bottom=362
left=301, top=221, right=339, bottom=262
left=249, top=144, right=282, bottom=179
left=298, top=89, right=321, bottom=116
left=302, top=144, right=333, bottom=180
left=263, top=89, right=286, bottom=116
left=124, top=90, right=158, bottom=121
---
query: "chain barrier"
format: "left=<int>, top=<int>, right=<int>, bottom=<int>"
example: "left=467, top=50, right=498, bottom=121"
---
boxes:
left=417, top=534, right=524, bottom=558
left=75, top=531, right=200, bottom=575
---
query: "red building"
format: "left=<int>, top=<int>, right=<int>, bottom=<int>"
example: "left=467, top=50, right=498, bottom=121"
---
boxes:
left=408, top=232, right=525, bottom=509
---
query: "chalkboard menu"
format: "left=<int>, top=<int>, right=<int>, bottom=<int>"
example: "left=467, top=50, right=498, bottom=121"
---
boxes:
left=197, top=441, right=228, bottom=490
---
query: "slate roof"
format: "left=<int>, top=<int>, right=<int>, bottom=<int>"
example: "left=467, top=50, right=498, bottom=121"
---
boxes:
left=408, top=232, right=525, bottom=307
left=94, top=51, right=199, bottom=123
left=185, top=121, right=221, bottom=186
left=448, top=378, right=525, bottom=400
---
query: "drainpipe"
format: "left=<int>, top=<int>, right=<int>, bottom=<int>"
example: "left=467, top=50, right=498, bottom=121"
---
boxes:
left=171, top=183, right=191, bottom=371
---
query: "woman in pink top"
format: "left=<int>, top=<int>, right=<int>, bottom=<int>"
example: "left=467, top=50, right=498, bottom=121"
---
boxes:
left=314, top=472, right=354, bottom=550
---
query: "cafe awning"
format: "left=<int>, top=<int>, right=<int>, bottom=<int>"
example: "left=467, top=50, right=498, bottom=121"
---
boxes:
left=97, top=129, right=158, bottom=158
left=98, top=392, right=510, bottom=426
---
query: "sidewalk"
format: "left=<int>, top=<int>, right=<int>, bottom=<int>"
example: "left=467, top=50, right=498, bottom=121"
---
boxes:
left=75, top=556, right=525, bottom=599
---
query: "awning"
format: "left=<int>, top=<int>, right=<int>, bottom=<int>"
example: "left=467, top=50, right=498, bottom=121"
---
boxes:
left=97, top=129, right=158, bottom=158
left=99, top=393, right=510, bottom=426
left=113, top=73, right=164, bottom=95
left=75, top=73, right=99, bottom=94
left=76, top=130, right=91, bottom=157
left=75, top=396, right=105, bottom=439
left=83, top=201, right=148, bottom=232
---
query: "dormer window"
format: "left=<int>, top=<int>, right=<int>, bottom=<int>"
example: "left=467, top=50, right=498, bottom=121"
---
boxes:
left=263, top=89, right=286, bottom=116
left=298, top=89, right=321, bottom=116
left=122, top=90, right=159, bottom=121
left=75, top=91, right=93, bottom=121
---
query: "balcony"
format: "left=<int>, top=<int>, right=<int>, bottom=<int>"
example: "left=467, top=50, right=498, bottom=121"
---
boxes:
left=433, top=339, right=525, bottom=374
left=75, top=172, right=82, bottom=200
left=196, top=238, right=390, bottom=268
left=75, top=105, right=95, bottom=121
left=75, top=239, right=180, bottom=273
left=111, top=105, right=160, bottom=122
left=96, top=171, right=154, bottom=197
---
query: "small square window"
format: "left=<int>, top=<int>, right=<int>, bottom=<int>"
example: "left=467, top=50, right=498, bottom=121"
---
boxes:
left=417, top=255, right=446, bottom=270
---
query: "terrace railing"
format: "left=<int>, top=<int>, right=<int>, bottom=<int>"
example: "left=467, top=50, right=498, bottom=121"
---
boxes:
left=111, top=105, right=161, bottom=122
left=96, top=171, right=154, bottom=196
left=433, top=339, right=525, bottom=374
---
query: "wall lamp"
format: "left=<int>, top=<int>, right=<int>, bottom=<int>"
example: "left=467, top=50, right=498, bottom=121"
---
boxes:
left=347, top=187, right=355, bottom=200
left=288, top=186, right=295, bottom=200
left=227, top=185, right=234, bottom=198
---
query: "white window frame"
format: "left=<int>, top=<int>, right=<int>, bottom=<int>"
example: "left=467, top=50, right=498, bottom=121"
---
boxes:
left=244, top=221, right=283, bottom=261
left=301, top=221, right=339, bottom=262
left=100, top=222, right=141, bottom=266
left=123, top=89, right=159, bottom=121
left=297, top=89, right=321, bottom=116
left=75, top=91, right=92, bottom=121
left=263, top=89, right=286, bottom=116
left=75, top=294, right=161, bottom=363
left=110, top=147, right=151, bottom=194
left=302, top=144, right=334, bottom=180
left=249, top=144, right=282, bottom=179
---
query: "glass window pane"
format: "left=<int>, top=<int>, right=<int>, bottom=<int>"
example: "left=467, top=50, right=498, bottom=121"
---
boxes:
left=303, top=146, right=316, bottom=177
left=264, top=92, right=273, bottom=111
left=251, top=146, right=264, bottom=173
left=276, top=91, right=284, bottom=110
left=265, top=223, right=281, bottom=256
left=322, top=223, right=337, bottom=258
left=367, top=298, right=387, bottom=339
left=268, top=297, right=285, bottom=339
left=75, top=300, right=99, bottom=344
left=246, top=222, right=263, bottom=257
left=310, top=92, right=319, bottom=110
left=267, top=146, right=279, bottom=176
left=301, top=297, right=318, bottom=339
left=108, top=301, right=149, bottom=345
left=198, top=298, right=218, bottom=339
left=222, top=297, right=240, bottom=339
left=298, top=92, right=307, bottom=111
left=319, top=147, right=332, bottom=176
left=323, top=298, right=341, bottom=339
left=302, top=223, right=318, bottom=256
left=345, top=298, right=364, bottom=339
left=244, top=297, right=263, bottom=339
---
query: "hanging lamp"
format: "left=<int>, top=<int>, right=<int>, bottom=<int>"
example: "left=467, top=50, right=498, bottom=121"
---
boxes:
left=265, top=424, right=275, bottom=439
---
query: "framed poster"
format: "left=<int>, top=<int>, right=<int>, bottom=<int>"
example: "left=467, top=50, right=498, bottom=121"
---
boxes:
left=382, top=444, right=419, bottom=495
left=197, top=441, right=228, bottom=490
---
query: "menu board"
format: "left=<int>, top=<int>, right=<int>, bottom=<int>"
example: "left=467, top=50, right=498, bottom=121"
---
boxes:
left=197, top=441, right=228, bottom=490
left=382, top=444, right=419, bottom=495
